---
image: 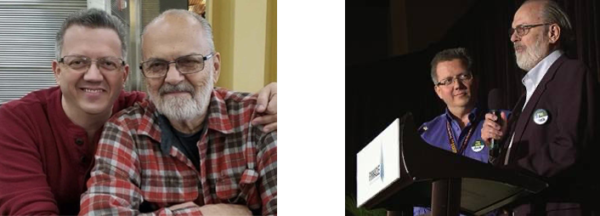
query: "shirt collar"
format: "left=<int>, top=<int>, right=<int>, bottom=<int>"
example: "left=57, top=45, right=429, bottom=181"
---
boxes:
left=521, top=49, right=563, bottom=106
left=205, top=89, right=234, bottom=134
left=444, top=106, right=479, bottom=125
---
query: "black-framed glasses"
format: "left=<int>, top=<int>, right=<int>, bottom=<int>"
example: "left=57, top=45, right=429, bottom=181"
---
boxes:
left=509, top=23, right=551, bottom=38
left=436, top=73, right=473, bottom=87
left=59, top=55, right=125, bottom=72
left=139, top=53, right=213, bottom=78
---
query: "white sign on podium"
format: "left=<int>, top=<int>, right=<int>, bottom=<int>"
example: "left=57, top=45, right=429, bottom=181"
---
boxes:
left=356, top=118, right=402, bottom=207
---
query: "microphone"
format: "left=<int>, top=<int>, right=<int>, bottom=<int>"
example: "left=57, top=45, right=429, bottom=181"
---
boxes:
left=487, top=89, right=504, bottom=157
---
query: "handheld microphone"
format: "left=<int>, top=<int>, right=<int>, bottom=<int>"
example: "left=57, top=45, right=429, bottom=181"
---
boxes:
left=487, top=89, right=504, bottom=157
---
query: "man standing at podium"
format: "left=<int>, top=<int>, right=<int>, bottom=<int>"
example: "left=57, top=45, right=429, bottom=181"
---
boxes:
left=415, top=47, right=491, bottom=215
left=481, top=0, right=600, bottom=215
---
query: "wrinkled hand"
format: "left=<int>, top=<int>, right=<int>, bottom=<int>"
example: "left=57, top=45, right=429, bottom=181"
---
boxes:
left=481, top=112, right=508, bottom=146
left=253, top=82, right=277, bottom=133
left=168, top=201, right=198, bottom=212
left=168, top=202, right=252, bottom=216
left=198, top=204, right=252, bottom=216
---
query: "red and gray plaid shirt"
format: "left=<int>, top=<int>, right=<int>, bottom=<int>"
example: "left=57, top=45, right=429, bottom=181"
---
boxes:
left=80, top=88, right=277, bottom=215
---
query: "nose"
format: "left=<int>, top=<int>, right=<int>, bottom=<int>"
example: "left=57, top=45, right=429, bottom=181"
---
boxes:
left=83, top=62, right=103, bottom=82
left=453, top=78, right=466, bottom=90
left=164, top=62, right=185, bottom=85
left=510, top=31, right=520, bottom=43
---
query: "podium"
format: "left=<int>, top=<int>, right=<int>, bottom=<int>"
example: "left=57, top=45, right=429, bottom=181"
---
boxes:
left=356, top=113, right=548, bottom=216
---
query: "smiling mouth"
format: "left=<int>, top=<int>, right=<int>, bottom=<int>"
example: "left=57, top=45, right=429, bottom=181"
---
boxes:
left=80, top=88, right=105, bottom=93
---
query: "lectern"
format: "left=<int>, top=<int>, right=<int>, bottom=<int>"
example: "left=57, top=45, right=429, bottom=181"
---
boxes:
left=356, top=113, right=547, bottom=216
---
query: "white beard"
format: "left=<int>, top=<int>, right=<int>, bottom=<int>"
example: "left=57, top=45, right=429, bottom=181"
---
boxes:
left=157, top=94, right=203, bottom=121
left=515, top=33, right=550, bottom=71
left=148, top=76, right=213, bottom=122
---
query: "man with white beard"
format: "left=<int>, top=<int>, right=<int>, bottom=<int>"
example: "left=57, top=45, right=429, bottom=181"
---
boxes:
left=80, top=9, right=276, bottom=215
left=481, top=0, right=600, bottom=215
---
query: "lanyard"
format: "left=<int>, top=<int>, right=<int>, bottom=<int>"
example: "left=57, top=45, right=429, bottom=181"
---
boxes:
left=445, top=120, right=475, bottom=154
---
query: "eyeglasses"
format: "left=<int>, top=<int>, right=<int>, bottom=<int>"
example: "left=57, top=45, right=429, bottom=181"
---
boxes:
left=509, top=23, right=551, bottom=38
left=59, top=55, right=125, bottom=72
left=139, top=53, right=213, bottom=78
left=436, top=73, right=473, bottom=86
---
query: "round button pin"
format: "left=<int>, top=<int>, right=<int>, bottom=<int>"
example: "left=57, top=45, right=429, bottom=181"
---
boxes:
left=471, top=140, right=484, bottom=152
left=533, top=109, right=549, bottom=125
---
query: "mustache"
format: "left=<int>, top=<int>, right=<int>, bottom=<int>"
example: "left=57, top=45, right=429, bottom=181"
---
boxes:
left=514, top=43, right=525, bottom=51
left=159, top=82, right=195, bottom=96
left=454, top=91, right=468, bottom=96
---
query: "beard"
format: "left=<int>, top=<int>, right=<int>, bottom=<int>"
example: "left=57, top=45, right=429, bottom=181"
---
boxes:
left=148, top=75, right=213, bottom=122
left=515, top=33, right=550, bottom=71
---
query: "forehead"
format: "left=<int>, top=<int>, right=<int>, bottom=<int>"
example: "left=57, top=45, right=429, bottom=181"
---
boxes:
left=436, top=59, right=467, bottom=78
left=62, top=25, right=122, bottom=57
left=513, top=2, right=544, bottom=27
left=141, top=15, right=207, bottom=59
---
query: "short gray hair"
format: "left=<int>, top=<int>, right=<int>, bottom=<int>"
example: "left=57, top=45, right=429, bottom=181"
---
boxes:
left=142, top=9, right=215, bottom=52
left=430, top=47, right=473, bottom=84
left=55, top=8, right=128, bottom=59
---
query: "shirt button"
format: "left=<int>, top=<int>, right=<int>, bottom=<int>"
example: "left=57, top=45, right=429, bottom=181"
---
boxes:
left=75, top=138, right=84, bottom=146
left=80, top=155, right=88, bottom=164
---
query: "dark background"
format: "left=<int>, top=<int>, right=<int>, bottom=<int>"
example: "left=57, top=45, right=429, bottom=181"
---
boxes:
left=346, top=0, right=600, bottom=203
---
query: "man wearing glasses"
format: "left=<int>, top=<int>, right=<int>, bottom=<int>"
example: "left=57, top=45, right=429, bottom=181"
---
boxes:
left=0, top=9, right=277, bottom=215
left=80, top=9, right=276, bottom=215
left=414, top=47, right=493, bottom=216
left=481, top=0, right=600, bottom=215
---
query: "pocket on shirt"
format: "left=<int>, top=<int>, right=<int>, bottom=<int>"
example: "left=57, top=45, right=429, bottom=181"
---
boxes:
left=215, top=169, right=260, bottom=207
left=141, top=167, right=199, bottom=203
left=216, top=176, right=239, bottom=201
left=239, top=169, right=261, bottom=208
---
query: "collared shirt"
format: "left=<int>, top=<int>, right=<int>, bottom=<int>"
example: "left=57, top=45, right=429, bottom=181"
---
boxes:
left=505, top=50, right=563, bottom=165
left=521, top=50, right=563, bottom=109
left=80, top=88, right=277, bottom=216
left=419, top=107, right=489, bottom=161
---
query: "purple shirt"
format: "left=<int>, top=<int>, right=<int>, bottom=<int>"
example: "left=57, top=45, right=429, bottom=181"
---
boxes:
left=414, top=107, right=489, bottom=216
left=419, top=107, right=489, bottom=162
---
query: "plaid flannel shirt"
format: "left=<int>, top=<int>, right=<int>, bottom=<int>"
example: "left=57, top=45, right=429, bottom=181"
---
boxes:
left=80, top=88, right=277, bottom=215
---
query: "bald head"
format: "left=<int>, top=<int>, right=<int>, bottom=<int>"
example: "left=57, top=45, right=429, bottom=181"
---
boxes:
left=140, top=10, right=221, bottom=123
left=141, top=9, right=214, bottom=59
left=514, top=0, right=545, bottom=26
